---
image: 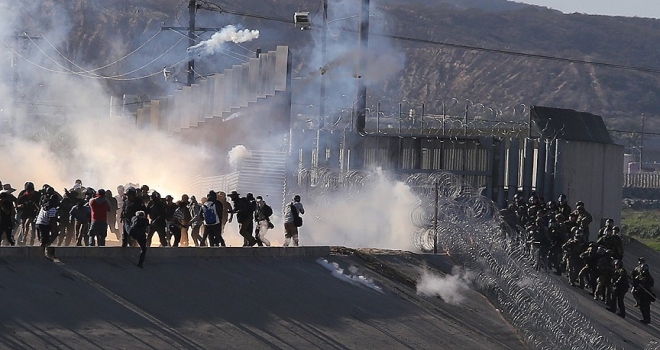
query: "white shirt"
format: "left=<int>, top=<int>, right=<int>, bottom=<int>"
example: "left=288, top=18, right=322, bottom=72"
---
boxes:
left=36, top=207, right=57, bottom=225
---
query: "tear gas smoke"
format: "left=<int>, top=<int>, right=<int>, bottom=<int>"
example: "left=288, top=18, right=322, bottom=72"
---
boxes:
left=300, top=168, right=418, bottom=250
left=228, top=145, right=252, bottom=170
left=0, top=3, right=213, bottom=199
left=317, top=258, right=384, bottom=293
left=187, top=25, right=260, bottom=57
left=416, top=266, right=473, bottom=305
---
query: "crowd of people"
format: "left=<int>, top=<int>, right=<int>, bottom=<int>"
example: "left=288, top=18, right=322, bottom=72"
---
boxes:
left=500, top=192, right=656, bottom=325
left=0, top=179, right=305, bottom=268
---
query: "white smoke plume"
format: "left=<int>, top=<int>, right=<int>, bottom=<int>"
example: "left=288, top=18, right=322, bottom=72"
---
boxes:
left=228, top=145, right=252, bottom=170
left=188, top=25, right=260, bottom=57
left=300, top=168, right=418, bottom=250
left=317, top=258, right=384, bottom=293
left=416, top=266, right=474, bottom=305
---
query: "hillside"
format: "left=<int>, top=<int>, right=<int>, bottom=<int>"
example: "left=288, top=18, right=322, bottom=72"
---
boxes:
left=13, top=1, right=660, bottom=150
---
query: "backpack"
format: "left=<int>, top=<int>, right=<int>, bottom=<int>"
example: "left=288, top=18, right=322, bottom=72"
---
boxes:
left=263, top=204, right=273, bottom=218
left=290, top=203, right=303, bottom=227
left=203, top=201, right=220, bottom=225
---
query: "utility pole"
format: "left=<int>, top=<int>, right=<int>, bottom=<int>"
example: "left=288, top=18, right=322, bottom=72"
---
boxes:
left=319, top=0, right=327, bottom=129
left=641, top=113, right=646, bottom=168
left=354, top=0, right=369, bottom=134
left=316, top=0, right=328, bottom=167
left=162, top=0, right=221, bottom=86
left=346, top=0, right=369, bottom=171
left=187, top=0, right=196, bottom=85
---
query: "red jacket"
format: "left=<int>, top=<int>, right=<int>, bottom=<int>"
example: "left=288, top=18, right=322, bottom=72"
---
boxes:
left=90, top=195, right=110, bottom=223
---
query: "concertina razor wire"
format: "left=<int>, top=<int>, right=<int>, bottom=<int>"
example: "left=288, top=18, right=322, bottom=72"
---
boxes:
left=296, top=167, right=617, bottom=350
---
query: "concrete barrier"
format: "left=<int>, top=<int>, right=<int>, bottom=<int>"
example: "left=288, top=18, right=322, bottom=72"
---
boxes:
left=0, top=246, right=331, bottom=258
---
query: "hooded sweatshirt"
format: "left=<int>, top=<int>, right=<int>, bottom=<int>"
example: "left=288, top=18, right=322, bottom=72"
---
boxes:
left=90, top=195, right=110, bottom=223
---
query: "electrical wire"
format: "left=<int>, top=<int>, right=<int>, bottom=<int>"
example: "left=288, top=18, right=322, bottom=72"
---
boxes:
left=41, top=30, right=163, bottom=74
left=2, top=38, right=189, bottom=81
left=33, top=34, right=186, bottom=79
left=12, top=34, right=187, bottom=81
left=192, top=4, right=660, bottom=75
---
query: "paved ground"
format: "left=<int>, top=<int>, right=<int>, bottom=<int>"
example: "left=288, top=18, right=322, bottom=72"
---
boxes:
left=0, top=247, right=526, bottom=350
left=2, top=239, right=660, bottom=349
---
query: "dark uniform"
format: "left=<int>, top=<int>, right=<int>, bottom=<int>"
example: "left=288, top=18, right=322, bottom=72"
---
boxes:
left=632, top=259, right=655, bottom=324
left=563, top=236, right=584, bottom=286
left=608, top=260, right=629, bottom=318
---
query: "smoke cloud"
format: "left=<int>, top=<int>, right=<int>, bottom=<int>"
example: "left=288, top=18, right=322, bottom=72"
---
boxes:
left=317, top=258, right=384, bottom=293
left=187, top=25, right=260, bottom=57
left=416, top=266, right=474, bottom=305
left=228, top=145, right=252, bottom=171
left=0, top=3, right=212, bottom=200
left=297, top=169, right=419, bottom=250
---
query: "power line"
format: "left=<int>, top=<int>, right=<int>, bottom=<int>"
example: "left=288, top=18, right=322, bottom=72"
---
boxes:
left=378, top=33, right=660, bottom=75
left=198, top=4, right=660, bottom=76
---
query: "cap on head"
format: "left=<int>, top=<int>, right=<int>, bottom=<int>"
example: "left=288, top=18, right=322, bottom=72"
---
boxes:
left=256, top=195, right=263, bottom=202
left=246, top=193, right=254, bottom=200
left=228, top=191, right=240, bottom=198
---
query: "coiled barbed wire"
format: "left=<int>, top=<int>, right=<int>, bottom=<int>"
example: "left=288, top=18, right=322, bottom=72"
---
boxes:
left=407, top=171, right=615, bottom=350
left=294, top=167, right=617, bottom=350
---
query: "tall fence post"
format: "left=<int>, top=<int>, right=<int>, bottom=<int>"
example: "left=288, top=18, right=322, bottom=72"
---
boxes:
left=434, top=181, right=438, bottom=254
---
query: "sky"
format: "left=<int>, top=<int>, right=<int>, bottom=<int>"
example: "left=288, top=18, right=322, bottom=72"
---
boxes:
left=517, top=0, right=660, bottom=19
